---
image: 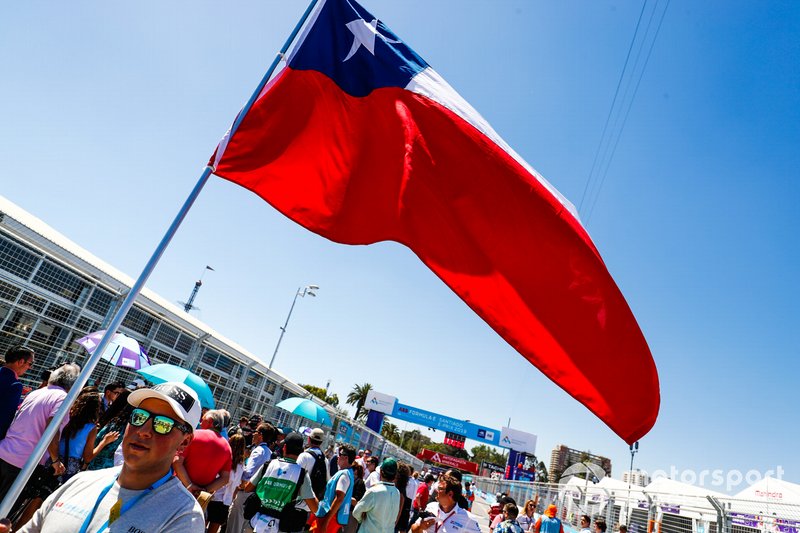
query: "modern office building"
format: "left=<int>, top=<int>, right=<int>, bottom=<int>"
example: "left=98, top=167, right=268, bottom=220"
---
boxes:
left=0, top=195, right=327, bottom=430
left=549, top=444, right=612, bottom=482
left=621, top=469, right=651, bottom=487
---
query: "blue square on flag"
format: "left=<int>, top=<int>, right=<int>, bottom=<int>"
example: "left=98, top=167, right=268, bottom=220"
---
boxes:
left=289, top=0, right=428, bottom=97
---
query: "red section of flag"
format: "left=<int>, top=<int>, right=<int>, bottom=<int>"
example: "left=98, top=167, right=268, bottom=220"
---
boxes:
left=417, top=449, right=479, bottom=474
left=212, top=67, right=659, bottom=443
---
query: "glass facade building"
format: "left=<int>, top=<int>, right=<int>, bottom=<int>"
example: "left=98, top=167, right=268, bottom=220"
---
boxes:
left=0, top=196, right=323, bottom=430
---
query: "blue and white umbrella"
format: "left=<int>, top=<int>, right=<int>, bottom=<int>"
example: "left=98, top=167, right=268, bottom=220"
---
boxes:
left=77, top=329, right=151, bottom=370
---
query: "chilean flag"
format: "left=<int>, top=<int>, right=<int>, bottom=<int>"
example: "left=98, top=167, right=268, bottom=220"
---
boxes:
left=211, top=0, right=659, bottom=443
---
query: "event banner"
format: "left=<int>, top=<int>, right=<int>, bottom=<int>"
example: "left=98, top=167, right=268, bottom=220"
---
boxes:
left=391, top=403, right=500, bottom=446
left=499, top=426, right=537, bottom=455
left=417, top=448, right=479, bottom=474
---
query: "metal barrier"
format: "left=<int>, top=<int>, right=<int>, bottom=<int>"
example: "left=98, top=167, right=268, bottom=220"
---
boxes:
left=330, top=414, right=424, bottom=471
left=471, top=478, right=800, bottom=533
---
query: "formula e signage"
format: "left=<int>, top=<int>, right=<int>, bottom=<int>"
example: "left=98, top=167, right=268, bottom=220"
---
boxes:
left=418, top=448, right=479, bottom=474
left=499, top=426, right=537, bottom=454
left=391, top=403, right=500, bottom=446
left=365, top=391, right=398, bottom=415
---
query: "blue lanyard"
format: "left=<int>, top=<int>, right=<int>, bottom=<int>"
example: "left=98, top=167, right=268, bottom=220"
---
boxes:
left=78, top=469, right=173, bottom=533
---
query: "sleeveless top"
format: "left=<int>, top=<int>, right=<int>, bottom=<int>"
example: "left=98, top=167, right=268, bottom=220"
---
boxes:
left=539, top=517, right=563, bottom=533
left=59, top=422, right=95, bottom=460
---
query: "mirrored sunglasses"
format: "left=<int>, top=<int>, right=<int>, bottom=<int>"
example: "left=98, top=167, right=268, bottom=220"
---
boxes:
left=130, top=407, right=191, bottom=435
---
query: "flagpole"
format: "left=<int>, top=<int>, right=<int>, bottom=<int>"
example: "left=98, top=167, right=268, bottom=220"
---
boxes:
left=0, top=0, right=321, bottom=517
left=224, top=0, right=322, bottom=142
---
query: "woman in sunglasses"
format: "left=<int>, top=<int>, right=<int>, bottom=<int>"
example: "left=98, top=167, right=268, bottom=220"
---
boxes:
left=517, top=500, right=539, bottom=532
left=18, top=382, right=206, bottom=533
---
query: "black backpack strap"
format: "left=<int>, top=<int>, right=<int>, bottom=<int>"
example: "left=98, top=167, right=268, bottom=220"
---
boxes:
left=290, top=467, right=307, bottom=503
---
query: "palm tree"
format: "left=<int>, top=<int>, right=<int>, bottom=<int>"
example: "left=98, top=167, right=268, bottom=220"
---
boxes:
left=346, top=383, right=373, bottom=421
left=381, top=421, right=401, bottom=444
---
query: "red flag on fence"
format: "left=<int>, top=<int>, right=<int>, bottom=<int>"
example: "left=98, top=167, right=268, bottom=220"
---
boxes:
left=211, top=0, right=659, bottom=443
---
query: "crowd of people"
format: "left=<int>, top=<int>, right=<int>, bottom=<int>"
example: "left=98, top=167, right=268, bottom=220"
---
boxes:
left=0, top=344, right=626, bottom=533
left=488, top=494, right=612, bottom=533
left=0, top=345, right=490, bottom=533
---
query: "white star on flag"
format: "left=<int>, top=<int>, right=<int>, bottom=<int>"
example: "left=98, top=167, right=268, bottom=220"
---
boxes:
left=343, top=18, right=399, bottom=62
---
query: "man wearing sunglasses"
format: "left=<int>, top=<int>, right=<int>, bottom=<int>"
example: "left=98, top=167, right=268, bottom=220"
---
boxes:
left=20, top=382, right=205, bottom=532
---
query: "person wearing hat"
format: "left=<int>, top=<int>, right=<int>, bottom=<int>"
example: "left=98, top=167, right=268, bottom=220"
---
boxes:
left=352, top=458, right=401, bottom=533
left=242, top=432, right=319, bottom=533
left=298, top=428, right=329, bottom=500
left=19, top=382, right=205, bottom=532
left=242, top=414, right=263, bottom=447
left=533, top=505, right=564, bottom=533
left=411, top=473, right=480, bottom=533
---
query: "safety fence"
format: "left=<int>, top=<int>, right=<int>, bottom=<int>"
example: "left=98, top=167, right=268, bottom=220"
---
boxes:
left=471, top=478, right=800, bottom=533
left=328, top=415, right=425, bottom=471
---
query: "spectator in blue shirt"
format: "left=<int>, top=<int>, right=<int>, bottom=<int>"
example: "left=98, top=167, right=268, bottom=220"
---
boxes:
left=0, top=345, right=34, bottom=439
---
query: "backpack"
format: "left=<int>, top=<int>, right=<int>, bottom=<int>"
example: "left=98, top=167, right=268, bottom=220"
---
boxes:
left=308, top=449, right=328, bottom=499
left=244, top=463, right=309, bottom=532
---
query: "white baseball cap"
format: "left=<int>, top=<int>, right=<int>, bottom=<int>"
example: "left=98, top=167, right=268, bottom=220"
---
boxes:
left=128, top=382, right=202, bottom=430
left=126, top=378, right=146, bottom=391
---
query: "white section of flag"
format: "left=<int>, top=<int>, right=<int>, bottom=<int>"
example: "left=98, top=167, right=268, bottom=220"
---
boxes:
left=405, top=67, right=580, bottom=222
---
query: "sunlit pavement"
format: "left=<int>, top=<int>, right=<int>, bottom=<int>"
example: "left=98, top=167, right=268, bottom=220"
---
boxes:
left=471, top=497, right=493, bottom=533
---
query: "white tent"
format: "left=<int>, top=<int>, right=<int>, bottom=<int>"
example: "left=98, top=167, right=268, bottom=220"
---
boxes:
left=597, top=476, right=647, bottom=502
left=734, top=476, right=800, bottom=506
left=643, top=478, right=726, bottom=517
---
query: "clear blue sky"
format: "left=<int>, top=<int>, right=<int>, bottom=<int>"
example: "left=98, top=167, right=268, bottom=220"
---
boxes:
left=2, top=1, right=798, bottom=492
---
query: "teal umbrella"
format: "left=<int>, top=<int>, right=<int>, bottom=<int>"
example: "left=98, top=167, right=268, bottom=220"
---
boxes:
left=276, top=397, right=332, bottom=426
left=136, top=364, right=216, bottom=409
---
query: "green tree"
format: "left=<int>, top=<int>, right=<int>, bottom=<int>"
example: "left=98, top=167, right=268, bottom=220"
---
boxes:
left=381, top=420, right=401, bottom=444
left=346, top=383, right=373, bottom=421
left=399, top=429, right=431, bottom=456
left=300, top=383, right=340, bottom=407
left=470, top=444, right=508, bottom=467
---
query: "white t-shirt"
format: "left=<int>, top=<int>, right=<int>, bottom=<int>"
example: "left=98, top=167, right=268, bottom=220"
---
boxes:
left=20, top=466, right=204, bottom=533
left=297, top=447, right=328, bottom=481
left=416, top=502, right=481, bottom=533
left=406, top=478, right=419, bottom=500
left=336, top=470, right=352, bottom=493
left=213, top=463, right=245, bottom=505
left=365, top=469, right=380, bottom=489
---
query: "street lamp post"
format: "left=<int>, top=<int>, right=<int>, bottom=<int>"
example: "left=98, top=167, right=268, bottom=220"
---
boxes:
left=268, top=284, right=319, bottom=370
left=626, top=441, right=640, bottom=525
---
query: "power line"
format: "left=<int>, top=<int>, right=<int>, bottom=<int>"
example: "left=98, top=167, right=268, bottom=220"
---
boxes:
left=578, top=0, right=650, bottom=216
left=586, top=0, right=670, bottom=221
left=585, top=0, right=671, bottom=223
